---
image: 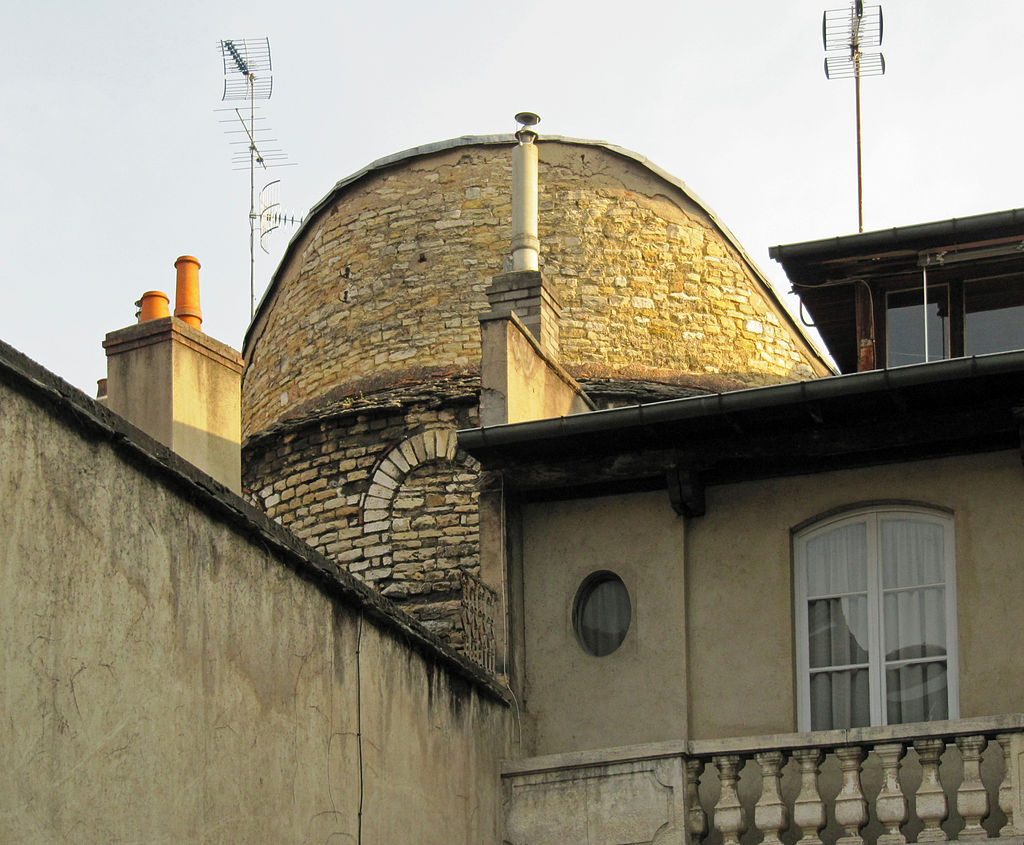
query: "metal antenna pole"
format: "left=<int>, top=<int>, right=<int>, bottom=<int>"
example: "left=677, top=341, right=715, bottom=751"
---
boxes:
left=854, top=55, right=863, bottom=232
left=824, top=2, right=884, bottom=233
left=249, top=76, right=256, bottom=318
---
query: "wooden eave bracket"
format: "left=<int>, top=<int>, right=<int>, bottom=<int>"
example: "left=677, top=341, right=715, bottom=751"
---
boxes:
left=667, top=466, right=705, bottom=518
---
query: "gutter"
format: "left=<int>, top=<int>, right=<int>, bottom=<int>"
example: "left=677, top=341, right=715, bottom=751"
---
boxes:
left=458, top=350, right=1024, bottom=456
left=769, top=207, right=1024, bottom=265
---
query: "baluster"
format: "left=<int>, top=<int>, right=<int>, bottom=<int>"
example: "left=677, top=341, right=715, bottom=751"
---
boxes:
left=754, top=751, right=789, bottom=845
left=875, top=742, right=908, bottom=845
left=996, top=733, right=1024, bottom=837
left=835, top=746, right=868, bottom=845
left=955, top=735, right=989, bottom=840
left=792, top=748, right=826, bottom=845
left=914, top=737, right=949, bottom=842
left=685, top=757, right=708, bottom=844
left=713, top=754, right=747, bottom=845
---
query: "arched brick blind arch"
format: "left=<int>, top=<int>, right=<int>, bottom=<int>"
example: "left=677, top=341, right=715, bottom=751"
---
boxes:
left=358, top=430, right=481, bottom=609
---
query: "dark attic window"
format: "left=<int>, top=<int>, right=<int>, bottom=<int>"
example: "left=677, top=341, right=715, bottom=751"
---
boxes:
left=573, top=572, right=631, bottom=657
left=886, top=285, right=949, bottom=367
left=963, top=276, right=1024, bottom=355
left=884, top=273, right=1024, bottom=367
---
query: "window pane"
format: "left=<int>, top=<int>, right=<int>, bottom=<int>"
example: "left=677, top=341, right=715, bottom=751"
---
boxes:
left=886, top=661, right=948, bottom=724
left=811, top=668, right=870, bottom=730
left=883, top=587, right=946, bottom=660
left=965, top=276, right=1024, bottom=355
left=887, top=286, right=949, bottom=366
left=573, top=574, right=631, bottom=657
left=809, top=596, right=868, bottom=668
left=880, top=518, right=944, bottom=587
left=805, top=522, right=867, bottom=596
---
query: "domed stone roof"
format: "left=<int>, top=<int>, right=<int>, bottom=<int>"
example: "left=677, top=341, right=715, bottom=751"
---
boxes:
left=242, top=135, right=827, bottom=439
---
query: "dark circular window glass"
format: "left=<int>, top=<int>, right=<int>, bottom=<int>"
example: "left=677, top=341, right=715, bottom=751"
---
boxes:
left=573, top=572, right=631, bottom=656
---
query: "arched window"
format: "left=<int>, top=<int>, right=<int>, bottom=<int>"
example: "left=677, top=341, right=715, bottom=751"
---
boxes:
left=794, top=506, right=958, bottom=731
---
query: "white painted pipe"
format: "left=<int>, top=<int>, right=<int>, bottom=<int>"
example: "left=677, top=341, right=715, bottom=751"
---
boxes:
left=511, top=130, right=539, bottom=272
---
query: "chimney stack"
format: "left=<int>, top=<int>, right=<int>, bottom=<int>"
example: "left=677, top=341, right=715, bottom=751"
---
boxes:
left=173, top=255, right=202, bottom=329
left=483, top=113, right=561, bottom=358
left=103, top=256, right=243, bottom=492
left=138, top=291, right=170, bottom=323
left=511, top=115, right=540, bottom=272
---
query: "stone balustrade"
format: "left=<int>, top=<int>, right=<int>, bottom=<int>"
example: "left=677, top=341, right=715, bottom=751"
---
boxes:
left=502, top=715, right=1024, bottom=845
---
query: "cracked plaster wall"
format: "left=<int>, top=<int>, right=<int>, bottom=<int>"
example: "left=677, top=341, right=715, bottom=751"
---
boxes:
left=0, top=377, right=509, bottom=843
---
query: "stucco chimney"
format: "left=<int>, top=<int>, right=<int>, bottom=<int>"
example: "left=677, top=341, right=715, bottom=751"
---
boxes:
left=103, top=256, right=243, bottom=492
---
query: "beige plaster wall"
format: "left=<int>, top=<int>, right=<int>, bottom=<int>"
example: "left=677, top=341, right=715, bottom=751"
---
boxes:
left=685, top=450, right=1024, bottom=740
left=519, top=492, right=687, bottom=755
left=0, top=377, right=509, bottom=843
left=243, top=140, right=827, bottom=438
left=517, top=452, right=1024, bottom=754
left=105, top=317, right=243, bottom=491
left=479, top=315, right=590, bottom=426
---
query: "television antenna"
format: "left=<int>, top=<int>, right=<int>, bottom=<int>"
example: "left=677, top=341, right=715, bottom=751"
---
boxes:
left=258, top=180, right=304, bottom=254
left=218, top=38, right=297, bottom=318
left=823, top=1, right=885, bottom=233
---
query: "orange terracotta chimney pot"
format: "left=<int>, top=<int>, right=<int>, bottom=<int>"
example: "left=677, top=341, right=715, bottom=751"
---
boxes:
left=174, top=255, right=202, bottom=330
left=138, top=290, right=170, bottom=323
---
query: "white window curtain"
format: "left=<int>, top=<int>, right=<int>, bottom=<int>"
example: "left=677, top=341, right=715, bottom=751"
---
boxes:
left=795, top=507, right=957, bottom=731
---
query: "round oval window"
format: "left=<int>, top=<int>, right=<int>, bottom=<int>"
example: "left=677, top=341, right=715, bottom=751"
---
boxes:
left=572, top=571, right=631, bottom=656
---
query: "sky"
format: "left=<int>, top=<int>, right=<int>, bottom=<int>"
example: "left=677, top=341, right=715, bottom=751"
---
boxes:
left=2, top=0, right=1022, bottom=394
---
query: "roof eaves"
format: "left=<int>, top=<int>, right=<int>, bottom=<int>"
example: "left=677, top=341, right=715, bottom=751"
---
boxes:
left=458, top=350, right=1024, bottom=458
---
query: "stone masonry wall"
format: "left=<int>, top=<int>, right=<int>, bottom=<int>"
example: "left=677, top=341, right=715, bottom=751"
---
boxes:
left=242, top=138, right=828, bottom=438
left=243, top=378, right=486, bottom=651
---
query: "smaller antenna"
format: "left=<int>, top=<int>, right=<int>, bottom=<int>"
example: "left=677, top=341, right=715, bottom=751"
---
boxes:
left=822, top=2, right=886, bottom=233
left=258, top=180, right=304, bottom=254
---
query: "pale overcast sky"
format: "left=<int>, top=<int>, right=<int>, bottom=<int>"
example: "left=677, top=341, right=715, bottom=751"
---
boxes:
left=2, top=0, right=1021, bottom=393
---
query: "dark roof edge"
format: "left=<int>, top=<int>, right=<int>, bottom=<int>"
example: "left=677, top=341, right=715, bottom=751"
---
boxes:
left=458, top=350, right=1024, bottom=456
left=769, top=207, right=1024, bottom=264
left=0, top=337, right=510, bottom=707
left=242, top=134, right=829, bottom=371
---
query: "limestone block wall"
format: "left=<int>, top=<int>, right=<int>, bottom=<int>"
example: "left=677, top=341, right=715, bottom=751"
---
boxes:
left=243, top=378, right=485, bottom=651
left=242, top=136, right=828, bottom=439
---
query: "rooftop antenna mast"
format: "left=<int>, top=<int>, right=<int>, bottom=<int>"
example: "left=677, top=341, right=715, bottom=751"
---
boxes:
left=219, top=38, right=293, bottom=319
left=823, top=1, right=885, bottom=233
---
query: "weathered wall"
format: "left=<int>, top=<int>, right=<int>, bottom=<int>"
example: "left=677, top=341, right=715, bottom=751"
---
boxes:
left=519, top=492, right=687, bottom=755
left=105, top=316, right=243, bottom=492
left=243, top=137, right=828, bottom=438
left=516, top=452, right=1024, bottom=754
left=0, top=350, right=510, bottom=843
left=479, top=313, right=591, bottom=427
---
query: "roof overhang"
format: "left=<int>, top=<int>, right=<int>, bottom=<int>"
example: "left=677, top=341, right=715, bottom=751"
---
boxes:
left=458, top=351, right=1024, bottom=509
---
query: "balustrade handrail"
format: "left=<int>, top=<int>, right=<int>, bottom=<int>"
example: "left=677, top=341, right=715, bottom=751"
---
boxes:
left=687, top=714, right=1024, bottom=761
left=502, top=714, right=1024, bottom=777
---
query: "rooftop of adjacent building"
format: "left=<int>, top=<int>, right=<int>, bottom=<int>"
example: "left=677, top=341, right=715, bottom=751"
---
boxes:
left=771, top=207, right=1024, bottom=373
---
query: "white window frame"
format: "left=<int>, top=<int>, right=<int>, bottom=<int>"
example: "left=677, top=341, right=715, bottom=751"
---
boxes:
left=794, top=505, right=959, bottom=731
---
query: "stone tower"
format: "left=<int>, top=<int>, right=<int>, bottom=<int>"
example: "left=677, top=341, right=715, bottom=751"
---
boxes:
left=241, top=134, right=829, bottom=657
